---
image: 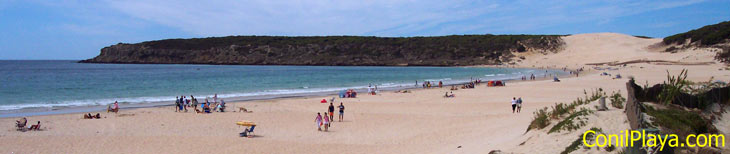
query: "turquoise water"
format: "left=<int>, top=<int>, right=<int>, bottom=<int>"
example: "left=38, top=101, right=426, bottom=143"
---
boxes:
left=0, top=60, right=563, bottom=111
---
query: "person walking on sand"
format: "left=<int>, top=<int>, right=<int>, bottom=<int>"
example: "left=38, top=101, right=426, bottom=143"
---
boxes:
left=328, top=103, right=335, bottom=122
left=315, top=113, right=323, bottom=131
left=192, top=97, right=199, bottom=111
left=323, top=112, right=330, bottom=131
left=511, top=97, right=517, bottom=113
left=517, top=97, right=523, bottom=113
left=338, top=102, right=345, bottom=122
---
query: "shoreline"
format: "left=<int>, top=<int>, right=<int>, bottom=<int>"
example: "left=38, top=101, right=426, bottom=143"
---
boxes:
left=0, top=68, right=570, bottom=118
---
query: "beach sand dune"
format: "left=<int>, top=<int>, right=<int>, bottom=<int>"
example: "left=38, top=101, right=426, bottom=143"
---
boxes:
left=2, top=33, right=729, bottom=154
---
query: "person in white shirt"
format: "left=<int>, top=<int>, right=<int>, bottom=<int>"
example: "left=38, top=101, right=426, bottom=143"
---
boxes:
left=511, top=97, right=517, bottom=113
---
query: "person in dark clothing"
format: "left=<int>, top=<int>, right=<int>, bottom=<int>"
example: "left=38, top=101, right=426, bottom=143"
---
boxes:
left=328, top=103, right=335, bottom=123
left=338, top=103, right=345, bottom=122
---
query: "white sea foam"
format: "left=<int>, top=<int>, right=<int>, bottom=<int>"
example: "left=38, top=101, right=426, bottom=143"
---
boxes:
left=0, top=82, right=416, bottom=111
left=0, top=68, right=553, bottom=111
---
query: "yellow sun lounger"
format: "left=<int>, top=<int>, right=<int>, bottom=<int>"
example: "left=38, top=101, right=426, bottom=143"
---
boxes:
left=236, top=121, right=256, bottom=126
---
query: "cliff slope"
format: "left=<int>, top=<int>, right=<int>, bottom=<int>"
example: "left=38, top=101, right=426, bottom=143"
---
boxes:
left=80, top=35, right=564, bottom=66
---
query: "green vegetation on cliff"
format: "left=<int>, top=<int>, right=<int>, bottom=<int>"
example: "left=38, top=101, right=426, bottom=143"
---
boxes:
left=663, top=21, right=730, bottom=46
left=662, top=21, right=730, bottom=63
left=80, top=34, right=564, bottom=66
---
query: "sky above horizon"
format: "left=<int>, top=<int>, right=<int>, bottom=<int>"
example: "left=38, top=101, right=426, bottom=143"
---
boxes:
left=1, top=0, right=729, bottom=60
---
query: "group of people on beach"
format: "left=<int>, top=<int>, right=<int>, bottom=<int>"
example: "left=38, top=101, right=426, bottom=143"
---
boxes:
left=175, top=94, right=226, bottom=113
left=315, top=102, right=345, bottom=131
left=367, top=85, right=378, bottom=95
left=421, top=81, right=447, bottom=89
left=340, top=89, right=357, bottom=98
left=511, top=97, right=523, bottom=113
left=522, top=74, right=537, bottom=80
left=15, top=117, right=41, bottom=132
left=461, top=82, right=476, bottom=89
left=83, top=113, right=101, bottom=119
left=566, top=67, right=584, bottom=77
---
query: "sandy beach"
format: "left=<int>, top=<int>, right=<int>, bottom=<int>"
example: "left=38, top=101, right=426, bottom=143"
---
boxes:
left=2, top=33, right=729, bottom=153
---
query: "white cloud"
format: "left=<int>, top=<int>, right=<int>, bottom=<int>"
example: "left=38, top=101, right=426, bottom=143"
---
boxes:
left=102, top=0, right=501, bottom=36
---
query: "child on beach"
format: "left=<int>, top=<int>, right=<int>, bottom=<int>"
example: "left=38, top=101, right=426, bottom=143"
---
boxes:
left=316, top=113, right=323, bottom=131
left=323, top=112, right=330, bottom=131
left=511, top=97, right=517, bottom=113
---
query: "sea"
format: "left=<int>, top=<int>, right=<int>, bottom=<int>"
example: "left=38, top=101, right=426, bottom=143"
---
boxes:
left=0, top=60, right=565, bottom=117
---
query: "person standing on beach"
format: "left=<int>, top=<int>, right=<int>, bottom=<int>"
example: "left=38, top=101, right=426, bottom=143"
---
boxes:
left=315, top=113, right=323, bottom=131
left=438, top=81, right=443, bottom=88
left=338, top=103, right=345, bottom=122
left=192, top=95, right=198, bottom=111
left=175, top=96, right=180, bottom=112
left=213, top=94, right=218, bottom=104
left=328, top=103, right=335, bottom=122
left=180, top=96, right=185, bottom=112
left=517, top=97, right=523, bottom=113
left=511, top=97, right=517, bottom=113
left=183, top=96, right=189, bottom=112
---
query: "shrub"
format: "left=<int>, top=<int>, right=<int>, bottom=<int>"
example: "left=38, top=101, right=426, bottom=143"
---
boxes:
left=526, top=89, right=603, bottom=132
left=658, top=69, right=689, bottom=105
left=610, top=91, right=626, bottom=109
left=550, top=103, right=573, bottom=119
left=561, top=127, right=603, bottom=154
left=663, top=21, right=730, bottom=46
left=527, top=107, right=550, bottom=132
left=644, top=107, right=715, bottom=138
left=548, top=108, right=594, bottom=134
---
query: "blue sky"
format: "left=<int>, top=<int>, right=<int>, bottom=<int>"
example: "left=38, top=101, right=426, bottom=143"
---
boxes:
left=1, top=0, right=729, bottom=60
